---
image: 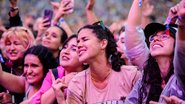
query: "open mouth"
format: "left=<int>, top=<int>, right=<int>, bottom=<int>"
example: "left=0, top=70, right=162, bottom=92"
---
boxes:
left=78, top=49, right=86, bottom=56
left=62, top=56, right=70, bottom=61
left=152, top=42, right=163, bottom=49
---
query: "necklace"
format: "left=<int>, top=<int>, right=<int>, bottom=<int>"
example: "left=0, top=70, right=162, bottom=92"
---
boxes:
left=91, top=69, right=111, bottom=83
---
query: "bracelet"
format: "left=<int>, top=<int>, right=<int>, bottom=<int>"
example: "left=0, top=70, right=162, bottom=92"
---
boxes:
left=58, top=18, right=65, bottom=26
left=139, top=0, right=142, bottom=7
left=10, top=7, right=19, bottom=12
left=178, top=16, right=185, bottom=27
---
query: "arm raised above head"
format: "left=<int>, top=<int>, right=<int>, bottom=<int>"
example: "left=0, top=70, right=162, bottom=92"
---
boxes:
left=174, top=0, right=185, bottom=94
left=125, top=0, right=149, bottom=70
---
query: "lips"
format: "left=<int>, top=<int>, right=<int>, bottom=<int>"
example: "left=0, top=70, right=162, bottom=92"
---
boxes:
left=8, top=51, right=18, bottom=57
left=152, top=42, right=163, bottom=49
left=27, top=75, right=34, bottom=80
left=78, top=49, right=86, bottom=56
left=42, top=40, right=51, bottom=45
left=62, top=55, right=70, bottom=61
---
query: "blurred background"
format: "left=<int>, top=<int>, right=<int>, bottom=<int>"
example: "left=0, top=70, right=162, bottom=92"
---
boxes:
left=0, top=0, right=180, bottom=32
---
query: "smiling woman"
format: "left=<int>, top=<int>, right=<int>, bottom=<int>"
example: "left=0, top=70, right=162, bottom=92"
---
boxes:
left=0, top=26, right=35, bottom=103
left=0, top=45, right=58, bottom=103
left=41, top=25, right=68, bottom=64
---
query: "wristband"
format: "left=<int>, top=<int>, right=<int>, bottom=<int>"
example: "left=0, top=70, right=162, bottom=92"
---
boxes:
left=139, top=0, right=142, bottom=7
left=58, top=18, right=65, bottom=26
left=178, top=16, right=185, bottom=27
left=10, top=7, right=19, bottom=12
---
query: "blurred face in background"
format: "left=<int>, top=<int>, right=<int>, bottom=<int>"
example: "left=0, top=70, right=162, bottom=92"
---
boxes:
left=116, top=32, right=127, bottom=59
left=42, top=26, right=62, bottom=51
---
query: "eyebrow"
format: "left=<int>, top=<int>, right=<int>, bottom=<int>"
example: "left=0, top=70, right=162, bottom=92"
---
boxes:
left=71, top=44, right=77, bottom=48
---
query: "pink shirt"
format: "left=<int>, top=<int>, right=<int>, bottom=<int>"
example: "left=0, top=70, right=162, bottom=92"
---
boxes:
left=29, top=66, right=65, bottom=104
left=67, top=65, right=141, bottom=104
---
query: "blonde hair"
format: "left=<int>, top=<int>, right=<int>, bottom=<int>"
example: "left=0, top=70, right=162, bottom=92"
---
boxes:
left=4, top=26, right=35, bottom=49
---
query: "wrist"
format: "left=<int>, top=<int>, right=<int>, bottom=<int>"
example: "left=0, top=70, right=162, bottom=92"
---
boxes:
left=10, top=7, right=19, bottom=12
left=178, top=16, right=185, bottom=27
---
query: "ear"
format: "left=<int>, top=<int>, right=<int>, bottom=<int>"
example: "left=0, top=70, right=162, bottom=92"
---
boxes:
left=59, top=45, right=63, bottom=50
left=100, top=39, right=108, bottom=49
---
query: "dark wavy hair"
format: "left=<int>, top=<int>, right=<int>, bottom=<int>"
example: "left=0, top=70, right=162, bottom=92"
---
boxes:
left=55, top=25, right=68, bottom=45
left=23, top=45, right=58, bottom=78
left=62, top=34, right=77, bottom=49
left=77, top=22, right=124, bottom=72
left=138, top=54, right=174, bottom=104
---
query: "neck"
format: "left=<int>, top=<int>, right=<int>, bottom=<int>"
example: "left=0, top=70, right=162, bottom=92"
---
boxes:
left=90, top=56, right=111, bottom=82
left=155, top=56, right=172, bottom=79
left=124, top=58, right=130, bottom=65
left=52, top=50, right=59, bottom=59
left=32, top=82, right=41, bottom=91
left=64, top=65, right=83, bottom=75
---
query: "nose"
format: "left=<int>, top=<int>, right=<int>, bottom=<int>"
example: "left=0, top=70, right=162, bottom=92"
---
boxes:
left=153, top=35, right=160, bottom=42
left=10, top=44, right=16, bottom=50
left=45, top=34, right=51, bottom=39
left=77, top=40, right=83, bottom=50
left=26, top=67, right=33, bottom=75
left=63, top=48, right=70, bottom=55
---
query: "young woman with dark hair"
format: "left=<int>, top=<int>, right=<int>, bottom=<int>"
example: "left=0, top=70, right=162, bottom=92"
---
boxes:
left=0, top=45, right=58, bottom=103
left=124, top=0, right=185, bottom=103
left=29, top=34, right=85, bottom=104
left=65, top=22, right=140, bottom=104
left=41, top=25, right=68, bottom=64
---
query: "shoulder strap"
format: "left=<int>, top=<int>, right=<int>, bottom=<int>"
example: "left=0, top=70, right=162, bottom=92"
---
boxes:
left=52, top=68, right=58, bottom=80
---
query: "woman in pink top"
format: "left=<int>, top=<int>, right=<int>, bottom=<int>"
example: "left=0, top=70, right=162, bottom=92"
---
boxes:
left=63, top=21, right=141, bottom=104
left=30, top=34, right=85, bottom=104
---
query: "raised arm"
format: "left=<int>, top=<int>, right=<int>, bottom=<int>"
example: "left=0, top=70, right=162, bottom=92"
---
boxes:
left=85, top=0, right=99, bottom=24
left=52, top=0, right=74, bottom=36
left=0, top=63, right=25, bottom=93
left=174, top=0, right=185, bottom=94
left=125, top=0, right=149, bottom=70
left=9, top=0, right=23, bottom=27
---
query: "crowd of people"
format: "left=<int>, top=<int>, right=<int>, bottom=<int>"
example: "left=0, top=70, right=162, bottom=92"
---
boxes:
left=0, top=0, right=185, bottom=104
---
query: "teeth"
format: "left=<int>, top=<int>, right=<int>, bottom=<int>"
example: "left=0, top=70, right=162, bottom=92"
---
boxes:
left=153, top=44, right=162, bottom=48
left=62, top=56, right=69, bottom=60
left=79, top=50, right=84, bottom=56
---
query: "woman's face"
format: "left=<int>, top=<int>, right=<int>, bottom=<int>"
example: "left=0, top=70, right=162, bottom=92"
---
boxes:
left=77, top=28, right=104, bottom=63
left=60, top=37, right=81, bottom=70
left=149, top=31, right=175, bottom=57
left=24, top=54, right=44, bottom=85
left=5, top=35, right=27, bottom=61
left=42, top=26, right=62, bottom=51
left=116, top=32, right=127, bottom=59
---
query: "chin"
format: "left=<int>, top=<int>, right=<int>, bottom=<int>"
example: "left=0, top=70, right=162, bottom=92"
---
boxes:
left=79, top=57, right=87, bottom=63
left=9, top=57, right=18, bottom=61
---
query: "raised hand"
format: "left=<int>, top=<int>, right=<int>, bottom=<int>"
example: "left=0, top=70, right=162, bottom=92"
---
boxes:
left=9, top=0, right=18, bottom=7
left=0, top=92, right=12, bottom=104
left=52, top=0, right=74, bottom=24
left=165, top=3, right=179, bottom=24
left=86, top=0, right=95, bottom=10
left=178, top=0, right=185, bottom=17
left=161, top=95, right=183, bottom=104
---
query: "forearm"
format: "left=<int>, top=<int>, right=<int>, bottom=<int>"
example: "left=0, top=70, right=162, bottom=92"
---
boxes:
left=86, top=10, right=99, bottom=25
left=9, top=11, right=23, bottom=27
left=59, top=18, right=74, bottom=37
left=0, top=72, right=25, bottom=93
left=127, top=0, right=143, bottom=27
left=41, top=88, right=56, bottom=104
left=174, top=25, right=185, bottom=93
left=56, top=95, right=66, bottom=104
